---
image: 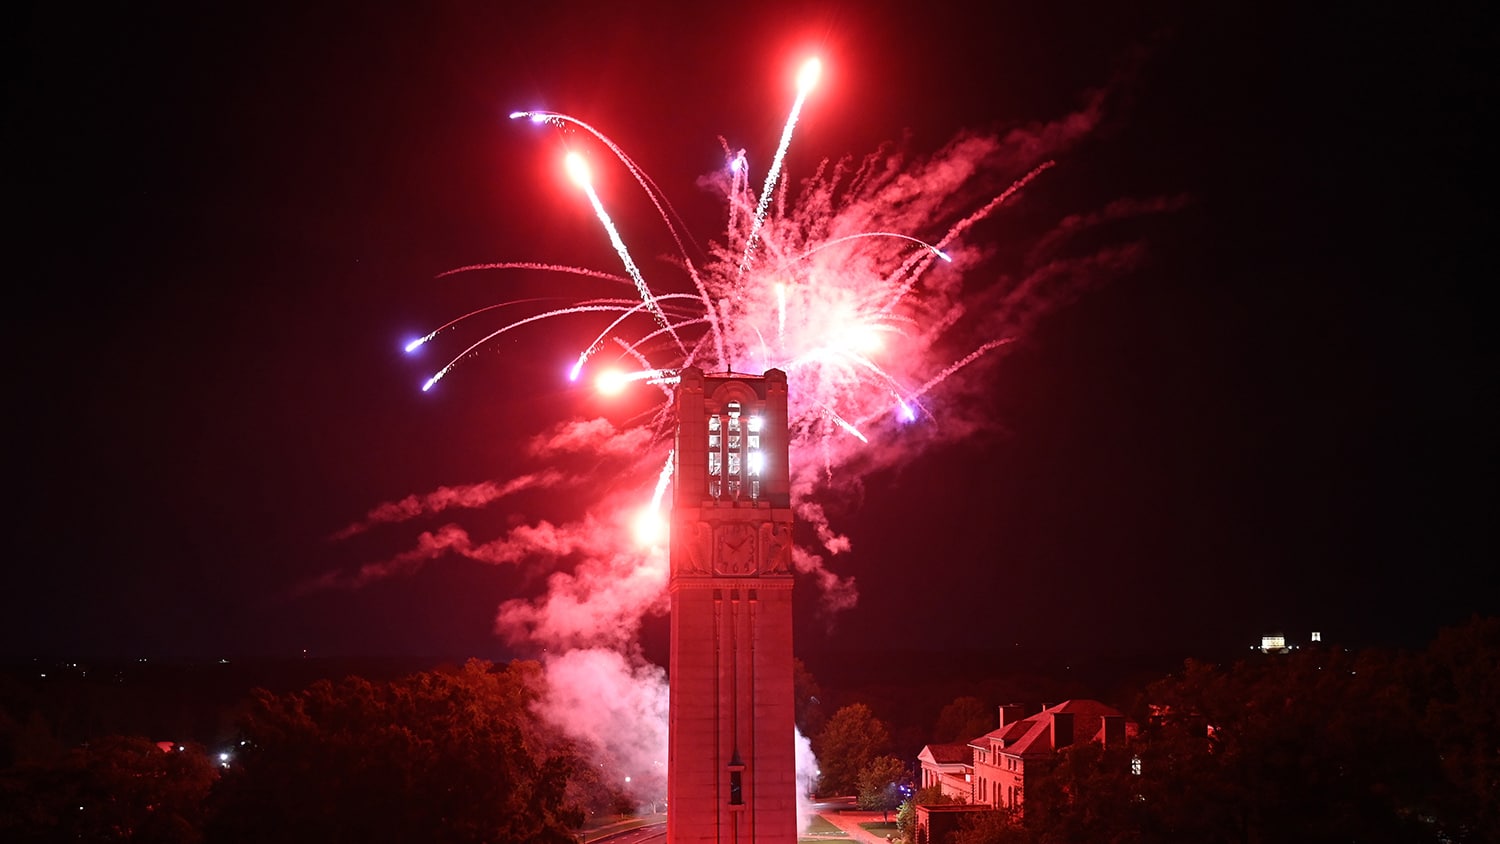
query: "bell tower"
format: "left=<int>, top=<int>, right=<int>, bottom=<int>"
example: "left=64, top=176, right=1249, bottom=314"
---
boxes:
left=668, top=367, right=796, bottom=843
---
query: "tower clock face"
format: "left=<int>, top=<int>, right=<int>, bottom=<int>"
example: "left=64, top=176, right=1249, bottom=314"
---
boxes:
left=716, top=523, right=757, bottom=575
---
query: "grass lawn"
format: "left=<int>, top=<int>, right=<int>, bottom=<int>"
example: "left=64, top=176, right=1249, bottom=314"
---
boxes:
left=801, top=814, right=849, bottom=836
left=859, top=819, right=900, bottom=837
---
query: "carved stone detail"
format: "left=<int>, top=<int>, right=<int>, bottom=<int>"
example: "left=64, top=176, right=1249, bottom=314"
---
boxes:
left=674, top=520, right=713, bottom=574
left=761, top=522, right=793, bottom=574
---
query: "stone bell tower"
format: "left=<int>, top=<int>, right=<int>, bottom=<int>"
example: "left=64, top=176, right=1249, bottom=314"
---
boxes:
left=668, top=367, right=796, bottom=843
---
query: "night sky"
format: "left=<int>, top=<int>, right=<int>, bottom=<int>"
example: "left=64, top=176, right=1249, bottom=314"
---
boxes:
left=8, top=0, right=1494, bottom=664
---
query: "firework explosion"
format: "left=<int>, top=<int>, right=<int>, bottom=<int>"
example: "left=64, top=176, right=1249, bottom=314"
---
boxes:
left=323, top=57, right=1164, bottom=817
left=412, top=59, right=1092, bottom=540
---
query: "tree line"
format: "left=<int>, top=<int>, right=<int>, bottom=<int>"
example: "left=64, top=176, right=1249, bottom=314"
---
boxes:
left=0, top=659, right=606, bottom=843
left=2, top=617, right=1494, bottom=842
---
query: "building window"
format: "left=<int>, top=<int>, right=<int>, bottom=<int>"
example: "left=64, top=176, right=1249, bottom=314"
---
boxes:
left=729, top=770, right=743, bottom=805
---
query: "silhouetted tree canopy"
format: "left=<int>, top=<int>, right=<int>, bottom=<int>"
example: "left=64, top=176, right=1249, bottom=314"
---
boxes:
left=934, top=696, right=995, bottom=744
left=207, top=659, right=583, bottom=844
left=1417, top=615, right=1500, bottom=841
left=0, top=735, right=218, bottom=843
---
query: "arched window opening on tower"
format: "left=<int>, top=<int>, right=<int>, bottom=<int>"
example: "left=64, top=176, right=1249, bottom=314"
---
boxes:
left=707, top=415, right=722, bottom=499
left=747, top=415, right=763, bottom=499
left=706, top=400, right=767, bottom=502
left=726, top=402, right=742, bottom=499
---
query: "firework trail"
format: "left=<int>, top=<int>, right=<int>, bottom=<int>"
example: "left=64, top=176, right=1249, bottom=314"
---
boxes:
left=564, top=153, right=682, bottom=344
left=739, top=58, right=822, bottom=279
left=322, top=57, right=1168, bottom=815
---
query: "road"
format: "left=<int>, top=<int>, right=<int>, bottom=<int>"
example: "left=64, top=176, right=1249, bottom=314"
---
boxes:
left=592, top=821, right=665, bottom=843
left=590, top=799, right=896, bottom=843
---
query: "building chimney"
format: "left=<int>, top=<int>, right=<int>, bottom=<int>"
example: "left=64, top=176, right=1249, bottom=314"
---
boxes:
left=1102, top=715, right=1125, bottom=747
left=998, top=704, right=1029, bottom=729
left=1050, top=712, right=1075, bottom=750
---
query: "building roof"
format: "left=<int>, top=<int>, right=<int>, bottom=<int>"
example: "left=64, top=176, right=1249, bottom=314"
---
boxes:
left=969, top=707, right=1047, bottom=747
left=918, top=741, right=973, bottom=766
left=1048, top=699, right=1125, bottom=718
left=973, top=699, right=1126, bottom=758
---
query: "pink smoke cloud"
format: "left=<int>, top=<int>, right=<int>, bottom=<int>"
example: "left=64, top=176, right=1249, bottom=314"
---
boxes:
left=494, top=532, right=669, bottom=652
left=329, top=471, right=565, bottom=540
left=534, top=648, right=669, bottom=806
left=299, top=523, right=476, bottom=593
left=793, top=546, right=859, bottom=622
left=527, top=417, right=656, bottom=458
left=306, top=515, right=632, bottom=594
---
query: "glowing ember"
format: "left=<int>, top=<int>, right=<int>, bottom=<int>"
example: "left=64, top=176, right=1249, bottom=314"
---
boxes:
left=563, top=151, right=591, bottom=187
left=594, top=369, right=628, bottom=396
left=631, top=507, right=665, bottom=547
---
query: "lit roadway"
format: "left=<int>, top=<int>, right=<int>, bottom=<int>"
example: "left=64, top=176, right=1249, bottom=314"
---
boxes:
left=591, top=822, right=665, bottom=843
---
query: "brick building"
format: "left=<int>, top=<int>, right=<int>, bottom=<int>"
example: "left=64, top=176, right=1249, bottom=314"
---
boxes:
left=914, top=700, right=1132, bottom=844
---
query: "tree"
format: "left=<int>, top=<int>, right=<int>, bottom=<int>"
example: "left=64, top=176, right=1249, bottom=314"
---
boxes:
left=0, top=735, right=218, bottom=843
left=1137, top=647, right=1442, bottom=843
left=856, top=754, right=908, bottom=820
left=1419, top=615, right=1500, bottom=842
left=814, top=702, right=892, bottom=797
left=1013, top=741, right=1142, bottom=844
left=933, top=696, right=994, bottom=744
left=207, top=659, right=584, bottom=844
left=951, top=807, right=1028, bottom=844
